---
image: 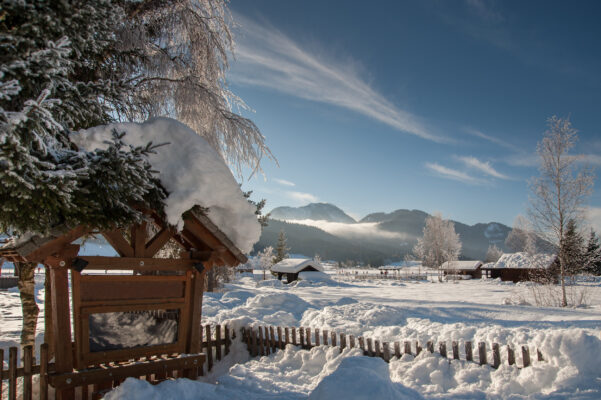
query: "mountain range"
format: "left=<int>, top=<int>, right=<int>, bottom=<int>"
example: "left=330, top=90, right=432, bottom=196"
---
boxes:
left=255, top=203, right=512, bottom=266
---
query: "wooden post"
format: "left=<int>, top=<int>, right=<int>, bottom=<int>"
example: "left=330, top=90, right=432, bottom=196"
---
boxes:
left=478, top=342, right=487, bottom=365
left=394, top=342, right=401, bottom=359
left=225, top=325, right=231, bottom=356
left=315, top=328, right=320, bottom=346
left=452, top=341, right=459, bottom=360
left=507, top=346, right=515, bottom=366
left=492, top=343, right=500, bottom=369
left=415, top=341, right=422, bottom=356
left=23, top=345, right=33, bottom=400
left=299, top=326, right=305, bottom=349
left=263, top=326, right=270, bottom=355
left=383, top=342, right=391, bottom=362
left=340, top=333, right=346, bottom=351
left=465, top=341, right=473, bottom=362
left=427, top=341, right=434, bottom=353
left=323, top=330, right=328, bottom=346
left=9, top=346, right=17, bottom=400
left=40, top=343, right=49, bottom=400
left=50, top=265, right=74, bottom=400
left=349, top=335, right=356, bottom=349
left=186, top=271, right=205, bottom=355
left=306, top=328, right=311, bottom=348
left=404, top=341, right=411, bottom=356
left=215, top=325, right=222, bottom=361
left=285, top=327, right=290, bottom=346
left=251, top=328, right=258, bottom=357
left=270, top=326, right=276, bottom=352
left=258, top=326, right=265, bottom=356
left=205, top=325, right=213, bottom=370
left=366, top=338, right=374, bottom=357
left=331, top=331, right=337, bottom=348
left=0, top=348, right=3, bottom=397
left=277, top=327, right=283, bottom=349
left=537, top=349, right=544, bottom=362
left=44, top=266, right=54, bottom=360
left=522, top=346, right=531, bottom=368
left=439, top=342, right=447, bottom=358
left=292, top=327, right=297, bottom=346
left=375, top=340, right=381, bottom=358
left=358, top=337, right=365, bottom=355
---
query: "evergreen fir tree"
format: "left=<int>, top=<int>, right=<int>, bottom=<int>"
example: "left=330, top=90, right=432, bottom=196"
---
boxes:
left=273, top=230, right=290, bottom=264
left=561, top=219, right=586, bottom=276
left=584, top=229, right=601, bottom=275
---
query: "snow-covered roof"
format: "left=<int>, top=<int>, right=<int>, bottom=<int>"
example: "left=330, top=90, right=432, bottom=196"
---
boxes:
left=487, top=252, right=557, bottom=270
left=271, top=258, right=324, bottom=274
left=441, top=260, right=483, bottom=271
left=74, top=117, right=261, bottom=254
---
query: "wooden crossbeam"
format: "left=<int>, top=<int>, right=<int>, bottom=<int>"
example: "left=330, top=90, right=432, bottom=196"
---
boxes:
left=102, top=230, right=134, bottom=258
left=75, top=256, right=200, bottom=271
left=144, top=228, right=173, bottom=257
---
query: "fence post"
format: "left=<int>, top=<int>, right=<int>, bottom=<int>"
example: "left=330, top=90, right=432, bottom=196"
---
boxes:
left=383, top=342, right=391, bottom=362
left=285, top=327, right=290, bottom=347
left=507, top=345, right=515, bottom=366
left=270, top=326, right=276, bottom=352
left=404, top=341, right=411, bottom=356
left=366, top=338, right=374, bottom=357
left=225, top=325, right=231, bottom=356
left=465, top=341, right=473, bottom=362
left=205, top=325, right=213, bottom=370
left=215, top=325, right=222, bottom=361
left=292, top=328, right=297, bottom=346
left=331, top=331, right=337, bottom=348
left=426, top=341, right=434, bottom=353
left=323, top=330, right=328, bottom=346
left=9, top=346, right=17, bottom=400
left=492, top=343, right=500, bottom=369
left=349, top=335, right=356, bottom=349
left=340, top=333, right=346, bottom=351
left=537, top=349, right=544, bottom=362
left=439, top=342, right=447, bottom=358
left=306, top=328, right=312, bottom=348
left=277, top=327, right=283, bottom=349
left=251, top=328, right=258, bottom=357
left=299, top=327, right=305, bottom=349
left=478, top=342, right=487, bottom=365
left=315, top=328, right=320, bottom=346
left=264, top=326, right=271, bottom=355
left=0, top=348, right=3, bottom=397
left=394, top=342, right=401, bottom=358
left=359, top=337, right=366, bottom=355
left=416, top=341, right=422, bottom=355
left=522, top=346, right=531, bottom=368
left=23, top=345, right=33, bottom=400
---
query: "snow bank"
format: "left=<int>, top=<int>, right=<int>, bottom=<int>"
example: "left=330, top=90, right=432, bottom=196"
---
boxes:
left=308, top=356, right=423, bottom=400
left=74, top=117, right=260, bottom=253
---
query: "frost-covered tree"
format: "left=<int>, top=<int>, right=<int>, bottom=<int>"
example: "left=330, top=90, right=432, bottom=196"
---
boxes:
left=256, top=246, right=274, bottom=280
left=528, top=117, right=595, bottom=306
left=413, top=213, right=462, bottom=282
left=485, top=244, right=503, bottom=263
left=584, top=229, right=601, bottom=275
left=273, top=230, right=290, bottom=265
left=505, top=215, right=537, bottom=254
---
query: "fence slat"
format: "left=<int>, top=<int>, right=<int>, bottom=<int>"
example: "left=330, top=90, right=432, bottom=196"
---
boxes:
left=306, top=328, right=311, bottom=348
left=522, top=346, right=530, bottom=368
left=349, top=335, right=356, bottom=349
left=270, top=326, right=276, bottom=352
left=225, top=325, right=231, bottom=356
left=452, top=341, right=459, bottom=360
left=375, top=340, right=382, bottom=358
left=359, top=337, right=365, bottom=355
left=465, top=341, right=473, bottom=362
left=492, top=343, right=500, bottom=369
left=537, top=349, right=544, bottom=362
left=507, top=346, right=515, bottom=366
left=263, top=326, right=270, bottom=355
left=277, top=327, right=283, bottom=349
left=299, top=326, right=305, bottom=349
left=215, top=325, right=222, bottom=361
left=340, top=333, right=346, bottom=351
left=9, top=346, right=17, bottom=400
left=205, top=325, right=214, bottom=370
left=416, top=341, right=422, bottom=356
left=427, top=341, right=434, bottom=353
left=285, top=327, right=290, bottom=347
left=383, top=342, right=391, bottom=362
left=478, top=342, right=487, bottom=365
left=394, top=341, right=401, bottom=358
left=323, top=330, right=328, bottom=346
left=366, top=338, right=373, bottom=357
left=315, top=329, right=320, bottom=346
left=0, top=348, right=4, bottom=397
left=292, top=327, right=297, bottom=346
left=331, top=332, right=337, bottom=348
left=258, top=326, right=265, bottom=356
left=404, top=341, right=411, bottom=356
left=23, top=345, right=33, bottom=400
left=439, top=342, right=447, bottom=358
left=251, top=328, right=258, bottom=357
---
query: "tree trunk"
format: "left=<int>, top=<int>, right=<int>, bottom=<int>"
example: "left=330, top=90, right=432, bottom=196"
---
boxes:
left=17, top=262, right=40, bottom=349
left=559, top=254, right=567, bottom=307
left=44, top=265, right=55, bottom=359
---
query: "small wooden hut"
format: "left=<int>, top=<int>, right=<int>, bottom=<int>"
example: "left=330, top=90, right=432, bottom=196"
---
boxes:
left=481, top=252, right=558, bottom=283
left=441, top=260, right=483, bottom=279
left=0, top=208, right=246, bottom=399
left=271, top=258, right=324, bottom=283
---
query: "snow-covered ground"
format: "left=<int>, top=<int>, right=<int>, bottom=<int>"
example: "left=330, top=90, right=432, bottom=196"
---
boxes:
left=2, top=268, right=601, bottom=399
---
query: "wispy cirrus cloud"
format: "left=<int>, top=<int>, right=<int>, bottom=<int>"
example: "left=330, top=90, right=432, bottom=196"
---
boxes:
left=286, top=191, right=318, bottom=204
left=457, top=156, right=510, bottom=179
left=464, top=127, right=519, bottom=151
left=274, top=178, right=295, bottom=187
left=425, top=162, right=483, bottom=185
left=231, top=14, right=447, bottom=143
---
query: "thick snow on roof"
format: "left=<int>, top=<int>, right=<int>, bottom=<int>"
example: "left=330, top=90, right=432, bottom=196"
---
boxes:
left=441, top=260, right=483, bottom=271
left=74, top=117, right=261, bottom=254
left=489, top=252, right=556, bottom=269
left=271, top=258, right=324, bottom=274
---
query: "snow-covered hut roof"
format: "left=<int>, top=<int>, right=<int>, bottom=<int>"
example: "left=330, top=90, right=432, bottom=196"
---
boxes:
left=271, top=258, right=324, bottom=274
left=486, top=253, right=557, bottom=270
left=441, top=260, right=483, bottom=271
left=74, top=117, right=261, bottom=254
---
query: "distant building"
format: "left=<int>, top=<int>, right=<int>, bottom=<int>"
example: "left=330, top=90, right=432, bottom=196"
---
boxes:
left=441, top=260, right=483, bottom=279
left=481, top=252, right=558, bottom=283
left=271, top=258, right=324, bottom=283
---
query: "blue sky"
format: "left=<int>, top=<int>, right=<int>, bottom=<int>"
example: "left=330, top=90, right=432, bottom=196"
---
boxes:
left=229, top=0, right=601, bottom=229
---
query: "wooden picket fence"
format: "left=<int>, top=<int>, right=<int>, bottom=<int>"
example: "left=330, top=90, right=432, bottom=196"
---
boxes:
left=0, top=324, right=232, bottom=400
left=241, top=325, right=544, bottom=369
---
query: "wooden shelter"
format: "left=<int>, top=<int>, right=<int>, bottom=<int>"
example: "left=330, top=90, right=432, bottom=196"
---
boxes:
left=481, top=253, right=558, bottom=283
left=441, top=260, right=483, bottom=280
left=0, top=208, right=246, bottom=399
left=271, top=258, right=323, bottom=283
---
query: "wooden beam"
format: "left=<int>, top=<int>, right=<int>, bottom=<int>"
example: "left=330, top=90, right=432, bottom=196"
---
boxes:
left=101, top=230, right=134, bottom=258
left=24, top=226, right=88, bottom=263
left=144, top=227, right=173, bottom=258
left=132, top=221, right=147, bottom=257
left=186, top=270, right=206, bottom=354
left=183, top=219, right=237, bottom=265
left=75, top=256, right=200, bottom=271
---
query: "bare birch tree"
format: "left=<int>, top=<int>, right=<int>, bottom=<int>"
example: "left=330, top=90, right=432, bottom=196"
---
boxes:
left=413, top=213, right=462, bottom=282
left=256, top=246, right=274, bottom=280
left=528, top=116, right=595, bottom=307
left=505, top=215, right=537, bottom=254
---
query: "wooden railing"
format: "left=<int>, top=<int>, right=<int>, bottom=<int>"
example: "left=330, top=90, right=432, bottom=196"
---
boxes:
left=241, top=325, right=544, bottom=369
left=1, top=324, right=233, bottom=400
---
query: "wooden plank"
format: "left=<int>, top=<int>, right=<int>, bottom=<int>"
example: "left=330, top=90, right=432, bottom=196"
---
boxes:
left=9, top=347, right=17, bottom=400
left=132, top=221, right=147, bottom=257
left=383, top=342, right=391, bottom=362
left=80, top=277, right=186, bottom=302
left=478, top=342, right=487, bottom=365
left=205, top=325, right=213, bottom=370
left=215, top=325, right=222, bottom=361
left=305, top=328, right=311, bottom=348
left=340, top=333, right=346, bottom=351
left=375, top=340, right=381, bottom=358
left=366, top=338, right=373, bottom=357
left=314, top=328, right=320, bottom=347
left=507, top=346, right=515, bottom=366
left=277, top=327, right=283, bottom=349
left=40, top=343, right=49, bottom=400
left=323, top=330, right=328, bottom=346
left=331, top=331, right=337, bottom=348
left=492, top=343, right=500, bottom=368
left=292, top=328, right=297, bottom=346
left=144, top=228, right=173, bottom=258
left=522, top=346, right=531, bottom=367
left=359, top=337, right=365, bottom=355
left=251, top=328, right=258, bottom=357
left=186, top=271, right=205, bottom=355
left=49, top=354, right=206, bottom=389
left=537, top=349, right=544, bottom=362
left=404, top=341, right=412, bottom=356
left=416, top=341, right=422, bottom=355
left=426, top=341, right=434, bottom=353
left=0, top=348, right=3, bottom=396
left=102, top=230, right=134, bottom=258
left=439, top=342, right=447, bottom=358
left=284, top=327, right=290, bottom=347
left=299, top=326, right=305, bottom=349
left=452, top=341, right=459, bottom=360
left=264, top=327, right=271, bottom=355
left=25, top=226, right=88, bottom=263
left=225, top=325, right=231, bottom=356
left=465, top=341, right=473, bottom=362
left=182, top=218, right=238, bottom=265
left=23, top=345, right=33, bottom=400
left=349, top=335, right=355, bottom=349
left=258, top=326, right=265, bottom=356
left=77, top=256, right=197, bottom=271
left=394, top=342, right=401, bottom=358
